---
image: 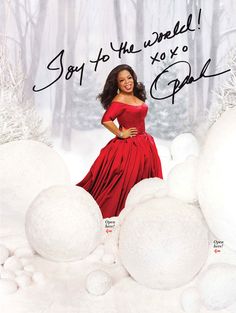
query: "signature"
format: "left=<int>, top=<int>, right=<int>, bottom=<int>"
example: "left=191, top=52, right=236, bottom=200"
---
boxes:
left=150, top=59, right=231, bottom=104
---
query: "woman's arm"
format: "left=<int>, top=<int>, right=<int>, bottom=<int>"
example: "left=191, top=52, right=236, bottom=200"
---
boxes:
left=102, top=121, right=138, bottom=139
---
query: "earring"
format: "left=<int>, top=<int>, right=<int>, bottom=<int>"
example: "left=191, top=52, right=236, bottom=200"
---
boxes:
left=117, top=88, right=120, bottom=94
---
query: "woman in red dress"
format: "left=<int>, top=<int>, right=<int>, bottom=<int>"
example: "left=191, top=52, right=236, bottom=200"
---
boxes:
left=76, top=64, right=163, bottom=218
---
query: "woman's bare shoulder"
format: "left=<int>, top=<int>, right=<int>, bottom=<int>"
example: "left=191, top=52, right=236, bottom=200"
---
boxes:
left=112, top=95, right=126, bottom=103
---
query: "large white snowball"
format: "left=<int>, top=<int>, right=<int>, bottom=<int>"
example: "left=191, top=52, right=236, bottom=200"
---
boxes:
left=25, top=185, right=103, bottom=261
left=197, top=108, right=236, bottom=250
left=118, top=197, right=209, bottom=289
left=170, top=133, right=199, bottom=163
left=86, top=270, right=112, bottom=296
left=0, top=140, right=70, bottom=215
left=167, top=156, right=198, bottom=203
left=198, top=263, right=236, bottom=310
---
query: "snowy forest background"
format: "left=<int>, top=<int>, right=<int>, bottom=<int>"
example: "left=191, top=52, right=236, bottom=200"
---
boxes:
left=1, top=0, right=236, bottom=152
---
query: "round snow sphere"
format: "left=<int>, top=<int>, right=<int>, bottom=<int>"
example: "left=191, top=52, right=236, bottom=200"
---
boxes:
left=125, top=178, right=167, bottom=208
left=0, top=140, right=70, bottom=215
left=120, top=178, right=167, bottom=222
left=4, top=256, right=23, bottom=272
left=198, top=263, right=236, bottom=310
left=118, top=197, right=209, bottom=289
left=167, top=157, right=198, bottom=203
left=86, top=270, right=112, bottom=296
left=0, top=279, right=18, bottom=294
left=181, top=287, right=201, bottom=313
left=15, top=274, right=32, bottom=288
left=170, top=133, right=199, bottom=163
left=197, top=108, right=236, bottom=250
left=0, top=269, right=15, bottom=280
left=25, top=185, right=103, bottom=261
left=0, top=245, right=10, bottom=265
left=32, top=272, right=46, bottom=285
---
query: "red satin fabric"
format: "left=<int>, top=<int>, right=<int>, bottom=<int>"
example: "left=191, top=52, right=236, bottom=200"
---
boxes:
left=76, top=101, right=163, bottom=218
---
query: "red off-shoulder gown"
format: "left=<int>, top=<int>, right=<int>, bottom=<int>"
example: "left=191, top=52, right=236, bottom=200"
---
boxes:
left=76, top=101, right=163, bottom=218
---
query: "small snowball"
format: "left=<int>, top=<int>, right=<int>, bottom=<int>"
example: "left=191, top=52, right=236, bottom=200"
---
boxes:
left=198, top=263, right=236, bottom=310
left=125, top=177, right=167, bottom=208
left=0, top=245, right=10, bottom=265
left=4, top=256, right=23, bottom=272
left=24, top=264, right=35, bottom=273
left=15, top=270, right=31, bottom=277
left=120, top=178, right=168, bottom=223
left=15, top=274, right=32, bottom=288
left=32, top=272, right=46, bottom=285
left=20, top=257, right=32, bottom=266
left=0, top=268, right=15, bottom=280
left=181, top=287, right=201, bottom=313
left=86, top=270, right=112, bottom=296
left=0, top=278, right=18, bottom=294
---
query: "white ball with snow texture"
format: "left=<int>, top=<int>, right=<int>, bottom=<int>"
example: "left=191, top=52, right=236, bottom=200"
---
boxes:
left=120, top=178, right=167, bottom=222
left=0, top=245, right=10, bottom=265
left=25, top=185, right=103, bottom=261
left=167, top=156, right=198, bottom=203
left=86, top=270, right=112, bottom=296
left=170, top=133, right=199, bottom=163
left=0, top=140, right=70, bottom=215
left=119, top=197, right=209, bottom=289
left=197, top=108, right=236, bottom=250
left=198, top=263, right=236, bottom=310
left=181, top=287, right=201, bottom=313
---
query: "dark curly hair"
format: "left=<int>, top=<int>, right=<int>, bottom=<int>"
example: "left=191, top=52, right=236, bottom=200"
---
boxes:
left=97, top=64, right=146, bottom=109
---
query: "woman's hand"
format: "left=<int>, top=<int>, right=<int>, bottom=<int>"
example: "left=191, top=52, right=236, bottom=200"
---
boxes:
left=121, top=126, right=138, bottom=138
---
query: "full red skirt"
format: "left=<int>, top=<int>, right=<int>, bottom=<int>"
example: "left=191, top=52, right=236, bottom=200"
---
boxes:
left=76, top=133, right=163, bottom=218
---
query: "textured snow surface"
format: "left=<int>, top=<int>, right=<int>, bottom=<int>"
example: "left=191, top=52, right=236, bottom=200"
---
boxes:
left=197, top=108, right=236, bottom=251
left=0, top=140, right=70, bottom=217
left=25, top=185, right=103, bottom=261
left=118, top=197, right=209, bottom=289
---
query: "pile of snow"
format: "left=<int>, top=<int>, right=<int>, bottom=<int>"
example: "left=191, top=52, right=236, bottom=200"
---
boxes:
left=86, top=270, right=113, bottom=296
left=0, top=243, right=45, bottom=294
left=198, top=263, right=236, bottom=310
left=167, top=156, right=198, bottom=203
left=197, top=108, right=236, bottom=251
left=0, top=140, right=70, bottom=216
left=118, top=197, right=209, bottom=290
left=25, top=185, right=103, bottom=261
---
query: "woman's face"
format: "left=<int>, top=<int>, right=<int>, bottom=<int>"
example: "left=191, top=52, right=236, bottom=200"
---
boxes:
left=117, top=70, right=134, bottom=94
